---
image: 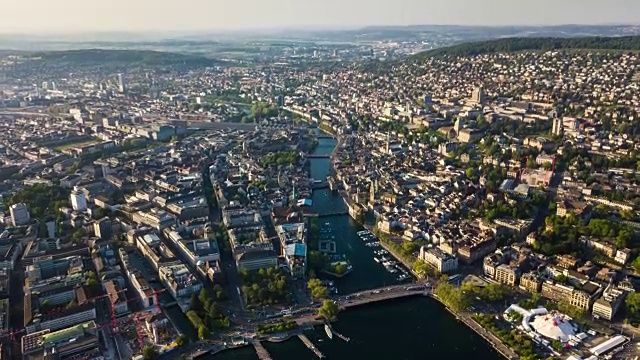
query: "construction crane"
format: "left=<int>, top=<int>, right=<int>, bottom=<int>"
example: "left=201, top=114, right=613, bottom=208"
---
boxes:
left=149, top=288, right=166, bottom=314
left=86, top=289, right=128, bottom=332
left=0, top=328, right=25, bottom=353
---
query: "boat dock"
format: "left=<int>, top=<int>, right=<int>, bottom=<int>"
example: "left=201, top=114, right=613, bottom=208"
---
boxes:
left=250, top=340, right=273, bottom=360
left=328, top=324, right=350, bottom=342
left=297, top=334, right=325, bottom=358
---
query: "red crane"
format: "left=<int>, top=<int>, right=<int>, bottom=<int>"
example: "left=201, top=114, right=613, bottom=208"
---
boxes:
left=0, top=328, right=25, bottom=353
left=149, top=288, right=166, bottom=314
left=133, top=313, right=146, bottom=348
left=86, top=289, right=128, bottom=333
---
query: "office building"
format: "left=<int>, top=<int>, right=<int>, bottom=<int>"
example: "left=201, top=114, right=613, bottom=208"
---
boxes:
left=70, top=190, right=88, bottom=212
left=10, top=203, right=30, bottom=226
left=117, top=73, right=125, bottom=93
left=94, top=217, right=112, bottom=240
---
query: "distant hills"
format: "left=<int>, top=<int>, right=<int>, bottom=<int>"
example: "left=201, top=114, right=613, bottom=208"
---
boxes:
left=31, top=49, right=221, bottom=67
left=412, top=35, right=640, bottom=59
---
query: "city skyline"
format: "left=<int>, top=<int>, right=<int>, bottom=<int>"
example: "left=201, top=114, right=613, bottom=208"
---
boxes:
left=1, top=0, right=640, bottom=34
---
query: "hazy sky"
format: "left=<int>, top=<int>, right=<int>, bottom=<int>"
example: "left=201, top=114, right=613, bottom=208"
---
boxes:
left=2, top=0, right=640, bottom=33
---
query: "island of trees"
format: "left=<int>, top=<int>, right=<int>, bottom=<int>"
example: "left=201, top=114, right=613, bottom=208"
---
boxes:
left=239, top=267, right=289, bottom=307
left=187, top=287, right=229, bottom=340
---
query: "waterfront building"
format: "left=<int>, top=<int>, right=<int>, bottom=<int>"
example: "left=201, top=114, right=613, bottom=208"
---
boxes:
left=419, top=246, right=458, bottom=273
left=10, top=203, right=30, bottom=226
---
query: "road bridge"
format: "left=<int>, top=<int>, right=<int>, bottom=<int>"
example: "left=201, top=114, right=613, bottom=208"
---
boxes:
left=317, top=210, right=349, bottom=217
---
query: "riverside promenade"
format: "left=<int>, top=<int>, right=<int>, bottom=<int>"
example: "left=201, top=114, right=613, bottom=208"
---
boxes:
left=430, top=294, right=519, bottom=360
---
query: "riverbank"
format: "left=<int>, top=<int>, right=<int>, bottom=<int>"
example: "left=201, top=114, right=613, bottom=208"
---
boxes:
left=430, top=295, right=519, bottom=360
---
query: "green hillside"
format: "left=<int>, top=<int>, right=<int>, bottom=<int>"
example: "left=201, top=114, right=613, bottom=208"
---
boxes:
left=412, top=36, right=640, bottom=59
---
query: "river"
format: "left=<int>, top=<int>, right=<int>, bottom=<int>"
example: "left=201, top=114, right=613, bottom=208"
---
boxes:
left=208, top=135, right=503, bottom=359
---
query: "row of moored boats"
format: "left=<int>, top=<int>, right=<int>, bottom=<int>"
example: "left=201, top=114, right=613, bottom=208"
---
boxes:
left=357, top=230, right=411, bottom=281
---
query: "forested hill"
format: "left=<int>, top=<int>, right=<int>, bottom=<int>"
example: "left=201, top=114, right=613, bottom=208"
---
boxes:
left=412, top=36, right=640, bottom=59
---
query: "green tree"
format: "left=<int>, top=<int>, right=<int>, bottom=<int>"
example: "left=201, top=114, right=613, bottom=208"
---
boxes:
left=199, top=288, right=212, bottom=305
left=318, top=300, right=340, bottom=320
left=190, top=292, right=203, bottom=313
left=626, top=292, right=640, bottom=318
left=198, top=325, right=209, bottom=340
left=142, top=346, right=157, bottom=360
left=308, top=278, right=329, bottom=300
left=175, top=334, right=188, bottom=347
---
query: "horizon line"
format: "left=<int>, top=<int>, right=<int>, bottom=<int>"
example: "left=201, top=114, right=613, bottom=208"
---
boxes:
left=0, top=22, right=639, bottom=38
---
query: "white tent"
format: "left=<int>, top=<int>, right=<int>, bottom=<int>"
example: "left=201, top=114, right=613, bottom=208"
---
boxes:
left=530, top=312, right=575, bottom=341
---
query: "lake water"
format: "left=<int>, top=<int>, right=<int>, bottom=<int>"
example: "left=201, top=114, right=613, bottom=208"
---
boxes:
left=208, top=135, right=502, bottom=360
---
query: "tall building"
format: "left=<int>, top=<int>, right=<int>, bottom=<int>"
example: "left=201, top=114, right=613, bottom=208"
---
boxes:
left=551, top=118, right=563, bottom=136
left=10, top=203, right=30, bottom=226
left=50, top=81, right=57, bottom=91
left=117, top=73, right=125, bottom=93
left=70, top=190, right=88, bottom=212
left=94, top=217, right=112, bottom=239
left=471, top=86, right=486, bottom=104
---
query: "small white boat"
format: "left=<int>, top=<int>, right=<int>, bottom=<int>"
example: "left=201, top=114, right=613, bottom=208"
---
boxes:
left=325, top=324, right=333, bottom=340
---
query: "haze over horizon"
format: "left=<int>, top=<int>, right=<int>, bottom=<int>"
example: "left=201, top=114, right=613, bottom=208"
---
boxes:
left=1, top=0, right=640, bottom=34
